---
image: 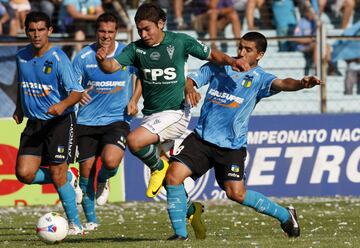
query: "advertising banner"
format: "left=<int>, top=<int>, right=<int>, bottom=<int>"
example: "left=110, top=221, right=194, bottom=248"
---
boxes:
left=124, top=113, right=360, bottom=201
left=0, top=119, right=124, bottom=206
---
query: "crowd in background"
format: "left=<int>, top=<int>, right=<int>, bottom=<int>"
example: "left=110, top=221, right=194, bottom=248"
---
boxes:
left=0, top=0, right=358, bottom=38
left=0, top=0, right=359, bottom=111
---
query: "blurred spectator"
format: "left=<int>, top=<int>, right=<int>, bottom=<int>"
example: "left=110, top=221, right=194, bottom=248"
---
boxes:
left=9, top=0, right=31, bottom=33
left=0, top=45, right=18, bottom=117
left=294, top=5, right=333, bottom=75
left=272, top=0, right=297, bottom=51
left=191, top=0, right=241, bottom=51
left=344, top=59, right=360, bottom=94
left=332, top=21, right=360, bottom=93
left=0, top=2, right=9, bottom=34
left=102, top=0, right=131, bottom=30
left=318, top=0, right=355, bottom=29
left=0, top=0, right=19, bottom=35
left=173, top=0, right=186, bottom=30
left=29, top=0, right=59, bottom=20
left=245, top=0, right=272, bottom=30
left=58, top=0, right=104, bottom=58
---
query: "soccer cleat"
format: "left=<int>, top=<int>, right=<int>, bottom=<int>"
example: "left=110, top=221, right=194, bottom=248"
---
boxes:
left=146, top=159, right=169, bottom=198
left=167, top=234, right=189, bottom=241
left=83, top=222, right=99, bottom=231
left=67, top=223, right=84, bottom=236
left=281, top=206, right=300, bottom=238
left=188, top=202, right=206, bottom=239
left=96, top=179, right=110, bottom=206
left=69, top=167, right=83, bottom=205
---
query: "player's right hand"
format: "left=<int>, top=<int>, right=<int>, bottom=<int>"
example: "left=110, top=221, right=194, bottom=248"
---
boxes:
left=12, top=108, right=24, bottom=124
left=96, top=46, right=107, bottom=62
left=80, top=86, right=93, bottom=106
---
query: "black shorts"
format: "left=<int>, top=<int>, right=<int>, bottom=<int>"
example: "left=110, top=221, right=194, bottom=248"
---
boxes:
left=76, top=121, right=130, bottom=162
left=18, top=113, right=76, bottom=164
left=170, top=133, right=246, bottom=188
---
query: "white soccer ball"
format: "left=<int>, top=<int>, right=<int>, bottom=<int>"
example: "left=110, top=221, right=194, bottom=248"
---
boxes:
left=36, top=212, right=69, bottom=244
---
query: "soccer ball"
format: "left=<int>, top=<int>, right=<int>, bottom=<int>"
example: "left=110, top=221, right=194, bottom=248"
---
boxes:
left=36, top=212, right=69, bottom=244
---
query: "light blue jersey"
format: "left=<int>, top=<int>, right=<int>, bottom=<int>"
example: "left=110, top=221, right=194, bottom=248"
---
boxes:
left=16, top=45, right=83, bottom=120
left=189, top=63, right=277, bottom=149
left=73, top=42, right=137, bottom=126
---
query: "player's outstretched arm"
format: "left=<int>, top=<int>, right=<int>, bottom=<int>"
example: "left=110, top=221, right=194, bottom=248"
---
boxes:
left=96, top=46, right=121, bottom=73
left=271, top=75, right=322, bottom=92
left=185, top=78, right=201, bottom=107
left=47, top=91, right=82, bottom=116
left=207, top=47, right=250, bottom=72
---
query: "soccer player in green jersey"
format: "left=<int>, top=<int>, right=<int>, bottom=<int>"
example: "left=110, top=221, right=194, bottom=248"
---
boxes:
left=96, top=2, right=249, bottom=239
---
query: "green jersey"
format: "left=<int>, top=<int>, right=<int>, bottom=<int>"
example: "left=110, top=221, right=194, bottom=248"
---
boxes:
left=114, top=31, right=210, bottom=115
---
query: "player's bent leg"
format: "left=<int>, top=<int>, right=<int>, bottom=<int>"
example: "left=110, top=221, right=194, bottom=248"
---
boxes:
left=50, top=163, right=83, bottom=235
left=165, top=162, right=193, bottom=240
left=96, top=145, right=123, bottom=205
left=79, top=157, right=98, bottom=229
left=166, top=184, right=188, bottom=240
left=128, top=127, right=168, bottom=198
left=16, top=155, right=42, bottom=184
left=224, top=181, right=299, bottom=238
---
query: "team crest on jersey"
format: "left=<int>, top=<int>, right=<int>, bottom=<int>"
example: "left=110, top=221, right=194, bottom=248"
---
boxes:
left=57, top=146, right=65, bottom=153
left=231, top=164, right=240, bottom=173
left=42, top=60, right=53, bottom=74
left=166, top=45, right=175, bottom=59
left=241, top=75, right=253, bottom=88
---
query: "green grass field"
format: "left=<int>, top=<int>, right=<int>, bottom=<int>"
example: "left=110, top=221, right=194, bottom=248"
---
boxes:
left=1, top=197, right=360, bottom=248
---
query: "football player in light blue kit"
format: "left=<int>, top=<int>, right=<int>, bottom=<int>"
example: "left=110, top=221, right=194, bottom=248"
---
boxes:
left=13, top=12, right=84, bottom=235
left=73, top=13, right=139, bottom=231
left=165, top=32, right=322, bottom=240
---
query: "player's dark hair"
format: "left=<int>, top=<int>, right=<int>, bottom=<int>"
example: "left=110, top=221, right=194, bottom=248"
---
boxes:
left=96, top=12, right=119, bottom=30
left=25, top=11, right=51, bottom=30
left=134, top=2, right=167, bottom=25
left=242, top=32, right=267, bottom=53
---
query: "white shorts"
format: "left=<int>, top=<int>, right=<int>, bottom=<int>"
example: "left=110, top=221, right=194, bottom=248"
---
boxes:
left=141, top=109, right=191, bottom=143
left=159, top=129, right=192, bottom=158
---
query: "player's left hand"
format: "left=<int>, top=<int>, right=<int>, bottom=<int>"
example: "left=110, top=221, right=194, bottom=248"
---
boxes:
left=301, top=76, right=323, bottom=88
left=47, top=102, right=66, bottom=116
left=232, top=58, right=250, bottom=72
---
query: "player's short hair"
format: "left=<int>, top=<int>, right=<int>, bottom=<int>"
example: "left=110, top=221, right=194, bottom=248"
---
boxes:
left=25, top=11, right=51, bottom=30
left=242, top=32, right=267, bottom=53
left=134, top=2, right=167, bottom=25
left=96, top=12, right=119, bottom=30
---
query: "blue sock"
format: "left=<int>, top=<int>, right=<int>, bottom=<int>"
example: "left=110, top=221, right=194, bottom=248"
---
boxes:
left=67, top=170, right=73, bottom=183
left=97, top=166, right=118, bottom=183
left=32, top=168, right=74, bottom=184
left=166, top=184, right=188, bottom=237
left=132, top=144, right=164, bottom=171
left=242, top=190, right=290, bottom=224
left=80, top=176, right=97, bottom=223
left=32, top=167, right=52, bottom=184
left=57, top=182, right=81, bottom=227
